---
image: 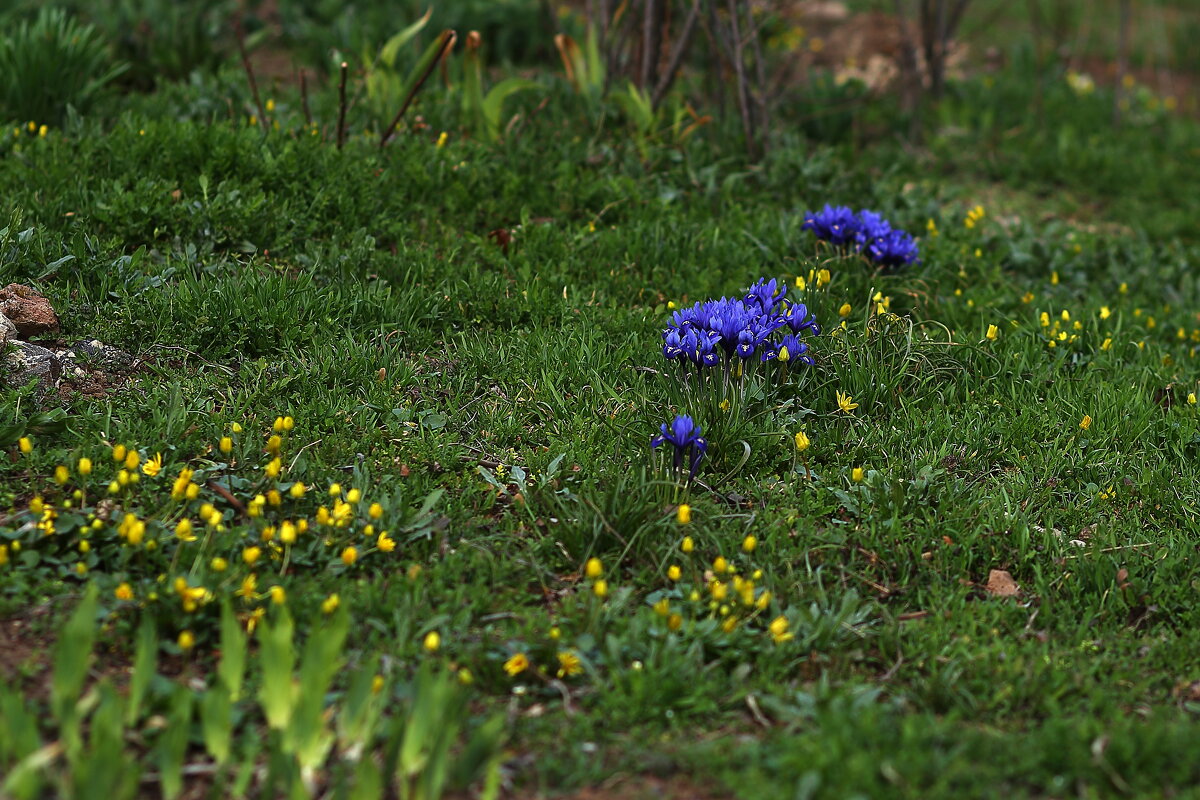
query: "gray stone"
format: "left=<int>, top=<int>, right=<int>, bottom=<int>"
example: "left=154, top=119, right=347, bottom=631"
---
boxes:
left=3, top=341, right=60, bottom=391
left=62, top=339, right=135, bottom=371
left=0, top=313, right=15, bottom=347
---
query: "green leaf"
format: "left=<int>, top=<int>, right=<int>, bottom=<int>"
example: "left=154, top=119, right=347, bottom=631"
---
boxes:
left=157, top=686, right=192, bottom=800
left=125, top=615, right=157, bottom=727
left=258, top=607, right=296, bottom=730
left=199, top=688, right=232, bottom=764
left=218, top=599, right=247, bottom=701
left=481, top=78, right=539, bottom=140
left=379, top=9, right=432, bottom=68
left=51, top=585, right=98, bottom=725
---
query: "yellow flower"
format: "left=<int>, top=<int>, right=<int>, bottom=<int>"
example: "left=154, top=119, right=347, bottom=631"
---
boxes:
left=1118, top=282, right=1128, bottom=294
left=504, top=653, right=530, bottom=676
left=436, top=131, right=448, bottom=148
left=219, top=436, right=232, bottom=454
left=458, top=667, right=474, bottom=685
left=742, top=535, right=757, bottom=553
left=77, top=457, right=92, bottom=475
left=243, top=546, right=261, bottom=565
left=372, top=675, right=386, bottom=694
left=1051, top=271, right=1059, bottom=285
left=778, top=345, right=791, bottom=363
left=211, top=557, right=228, bottom=572
left=986, top=324, right=999, bottom=341
left=321, top=593, right=340, bottom=614
left=377, top=532, right=396, bottom=552
left=328, top=482, right=342, bottom=497
left=289, top=481, right=306, bottom=499
left=1080, top=415, right=1092, bottom=431
left=265, top=435, right=282, bottom=456
left=769, top=615, right=793, bottom=644
left=585, top=557, right=603, bottom=579
left=795, top=431, right=810, bottom=452
left=175, top=518, right=195, bottom=541
left=264, top=458, right=282, bottom=479
left=54, top=465, right=70, bottom=484
left=838, top=303, right=852, bottom=318
left=667, top=613, right=682, bottom=631
left=1189, top=393, right=1197, bottom=405
left=112, top=444, right=126, bottom=462
left=592, top=579, right=608, bottom=599
left=667, top=565, right=681, bottom=581
left=231, top=422, right=243, bottom=433
left=178, top=631, right=195, bottom=652
left=851, top=467, right=865, bottom=482
left=816, top=269, right=831, bottom=288
left=346, top=488, right=362, bottom=504
left=836, top=390, right=858, bottom=414
left=124, top=450, right=140, bottom=470
left=713, top=556, right=728, bottom=574
left=341, top=546, right=358, bottom=566
left=653, top=597, right=670, bottom=617
left=368, top=502, right=383, bottom=519
left=1099, top=306, right=1112, bottom=320
left=115, top=583, right=134, bottom=601
left=142, top=453, right=162, bottom=477
left=676, top=504, right=691, bottom=524
left=1101, top=337, right=1113, bottom=351
left=18, top=436, right=32, bottom=453
left=423, top=631, right=440, bottom=652
left=681, top=536, right=694, bottom=553
left=556, top=650, right=583, bottom=678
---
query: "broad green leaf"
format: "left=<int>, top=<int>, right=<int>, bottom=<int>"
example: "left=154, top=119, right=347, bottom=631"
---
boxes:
left=258, top=607, right=296, bottom=730
left=51, top=584, right=98, bottom=723
left=199, top=688, right=233, bottom=764
left=379, top=9, right=432, bottom=68
left=157, top=686, right=192, bottom=800
left=218, top=599, right=247, bottom=701
left=482, top=78, right=539, bottom=140
left=125, top=615, right=157, bottom=726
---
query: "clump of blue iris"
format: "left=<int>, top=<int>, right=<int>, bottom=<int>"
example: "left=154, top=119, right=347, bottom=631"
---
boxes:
left=661, top=277, right=820, bottom=371
left=802, top=205, right=920, bottom=270
left=651, top=414, right=707, bottom=481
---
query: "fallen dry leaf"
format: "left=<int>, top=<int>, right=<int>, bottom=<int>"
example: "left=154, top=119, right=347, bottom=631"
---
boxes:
left=985, top=569, right=1020, bottom=597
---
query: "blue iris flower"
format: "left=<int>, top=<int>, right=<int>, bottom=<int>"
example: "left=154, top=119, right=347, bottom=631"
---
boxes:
left=802, top=204, right=859, bottom=246
left=761, top=333, right=814, bottom=364
left=866, top=229, right=920, bottom=270
left=661, top=278, right=819, bottom=369
left=651, top=415, right=708, bottom=476
left=781, top=302, right=821, bottom=336
left=744, top=278, right=787, bottom=313
left=802, top=206, right=920, bottom=270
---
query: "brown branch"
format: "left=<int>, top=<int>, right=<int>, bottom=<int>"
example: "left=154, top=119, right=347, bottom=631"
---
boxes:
left=726, top=0, right=757, bottom=159
left=299, top=68, right=313, bottom=128
left=641, top=0, right=660, bottom=89
left=336, top=61, right=348, bottom=150
left=651, top=0, right=701, bottom=109
left=379, top=31, right=457, bottom=149
left=207, top=480, right=248, bottom=518
left=743, top=0, right=769, bottom=154
left=234, top=17, right=267, bottom=129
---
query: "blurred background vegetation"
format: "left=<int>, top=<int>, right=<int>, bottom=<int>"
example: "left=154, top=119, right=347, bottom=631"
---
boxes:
left=0, top=0, right=1196, bottom=236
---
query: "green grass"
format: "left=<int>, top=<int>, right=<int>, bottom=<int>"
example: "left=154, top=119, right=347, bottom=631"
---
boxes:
left=4, top=7, right=1200, bottom=797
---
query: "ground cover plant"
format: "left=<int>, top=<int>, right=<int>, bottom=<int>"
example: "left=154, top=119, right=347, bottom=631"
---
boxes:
left=2, top=1, right=1200, bottom=798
